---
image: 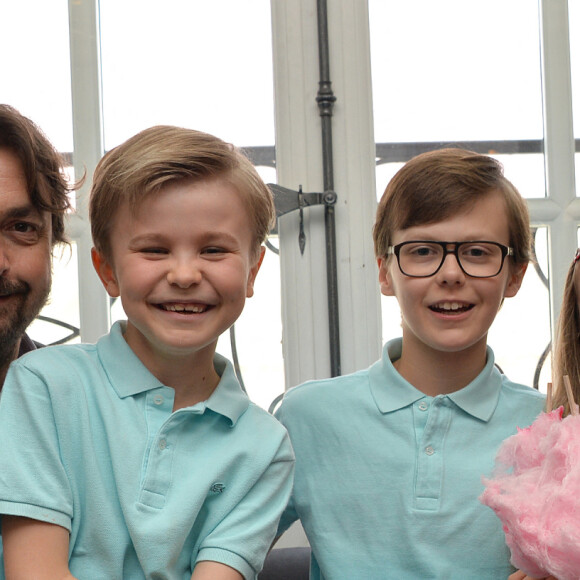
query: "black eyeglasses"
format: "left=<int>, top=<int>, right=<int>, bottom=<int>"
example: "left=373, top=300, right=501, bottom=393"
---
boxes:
left=387, top=241, right=513, bottom=278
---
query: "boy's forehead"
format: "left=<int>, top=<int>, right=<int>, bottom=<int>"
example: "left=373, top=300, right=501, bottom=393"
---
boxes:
left=392, top=192, right=510, bottom=242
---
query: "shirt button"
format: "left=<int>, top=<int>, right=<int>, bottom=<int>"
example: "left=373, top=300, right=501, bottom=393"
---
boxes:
left=158, top=438, right=167, bottom=450
left=418, top=401, right=428, bottom=411
left=425, top=446, right=435, bottom=456
left=154, top=395, right=164, bottom=405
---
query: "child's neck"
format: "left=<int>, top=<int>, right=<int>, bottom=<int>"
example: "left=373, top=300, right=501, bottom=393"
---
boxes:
left=394, top=335, right=488, bottom=397
left=137, top=347, right=220, bottom=411
left=165, top=362, right=220, bottom=412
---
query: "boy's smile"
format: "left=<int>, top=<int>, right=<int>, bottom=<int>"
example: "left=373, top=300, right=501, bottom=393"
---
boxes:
left=92, top=176, right=263, bottom=373
left=378, top=191, right=526, bottom=387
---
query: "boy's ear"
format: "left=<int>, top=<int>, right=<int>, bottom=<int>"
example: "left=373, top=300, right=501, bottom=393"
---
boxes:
left=91, top=248, right=120, bottom=298
left=503, top=262, right=528, bottom=298
left=246, top=246, right=266, bottom=298
left=377, top=256, right=396, bottom=297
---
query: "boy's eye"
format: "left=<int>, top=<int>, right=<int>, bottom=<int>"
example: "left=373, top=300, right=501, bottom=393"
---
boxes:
left=405, top=244, right=439, bottom=258
left=141, top=247, right=168, bottom=255
left=464, top=248, right=485, bottom=257
left=461, top=244, right=493, bottom=259
left=202, top=247, right=226, bottom=255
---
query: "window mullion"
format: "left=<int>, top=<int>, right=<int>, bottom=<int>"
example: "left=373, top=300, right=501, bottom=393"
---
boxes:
left=68, top=0, right=110, bottom=342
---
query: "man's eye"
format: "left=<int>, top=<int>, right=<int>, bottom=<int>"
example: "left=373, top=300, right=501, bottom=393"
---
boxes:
left=13, top=222, right=36, bottom=233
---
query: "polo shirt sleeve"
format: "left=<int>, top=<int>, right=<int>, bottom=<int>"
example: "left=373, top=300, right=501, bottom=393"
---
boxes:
left=0, top=359, right=73, bottom=531
left=195, top=432, right=294, bottom=580
left=274, top=399, right=300, bottom=536
left=276, top=494, right=299, bottom=537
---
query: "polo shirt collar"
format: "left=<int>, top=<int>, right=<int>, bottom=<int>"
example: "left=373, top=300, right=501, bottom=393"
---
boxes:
left=446, top=350, right=501, bottom=422
left=203, top=353, right=249, bottom=426
left=369, top=338, right=501, bottom=422
left=97, top=321, right=249, bottom=425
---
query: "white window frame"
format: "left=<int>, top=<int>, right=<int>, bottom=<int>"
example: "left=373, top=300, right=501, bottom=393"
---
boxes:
left=66, top=0, right=576, bottom=391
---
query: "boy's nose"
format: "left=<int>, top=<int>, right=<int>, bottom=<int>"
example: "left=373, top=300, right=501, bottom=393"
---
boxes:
left=166, top=258, right=203, bottom=288
left=436, top=253, right=465, bottom=285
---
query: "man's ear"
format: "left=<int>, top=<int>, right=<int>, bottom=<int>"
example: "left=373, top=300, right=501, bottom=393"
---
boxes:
left=91, top=248, right=120, bottom=298
left=504, top=262, right=528, bottom=298
left=246, top=246, right=266, bottom=298
left=377, top=256, right=396, bottom=297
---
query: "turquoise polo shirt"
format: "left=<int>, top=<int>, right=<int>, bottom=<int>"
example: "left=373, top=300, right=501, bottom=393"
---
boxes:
left=276, top=338, right=545, bottom=579
left=0, top=321, right=294, bottom=580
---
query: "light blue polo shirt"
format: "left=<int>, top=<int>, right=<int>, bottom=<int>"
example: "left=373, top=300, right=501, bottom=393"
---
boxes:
left=276, top=338, right=545, bottom=580
left=0, top=321, right=294, bottom=580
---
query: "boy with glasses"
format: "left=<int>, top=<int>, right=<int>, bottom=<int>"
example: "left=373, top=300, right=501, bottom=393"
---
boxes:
left=275, top=148, right=545, bottom=579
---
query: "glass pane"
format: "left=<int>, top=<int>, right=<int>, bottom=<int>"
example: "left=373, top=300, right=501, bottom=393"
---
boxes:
left=489, top=227, right=551, bottom=392
left=370, top=0, right=545, bottom=199
left=0, top=0, right=73, bottom=153
left=0, top=2, right=77, bottom=348
left=100, top=0, right=275, bottom=150
left=28, top=242, right=81, bottom=346
left=216, top=238, right=284, bottom=411
left=570, top=0, right=580, bottom=192
left=100, top=0, right=283, bottom=413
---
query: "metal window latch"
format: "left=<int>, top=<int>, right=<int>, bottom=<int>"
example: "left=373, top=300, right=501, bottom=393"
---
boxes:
left=268, top=183, right=336, bottom=254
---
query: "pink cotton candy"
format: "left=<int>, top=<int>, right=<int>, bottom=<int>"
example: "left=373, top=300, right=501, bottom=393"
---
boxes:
left=480, top=408, right=580, bottom=580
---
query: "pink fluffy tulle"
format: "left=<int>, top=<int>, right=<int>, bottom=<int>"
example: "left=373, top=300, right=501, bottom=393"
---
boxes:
left=480, top=408, right=580, bottom=580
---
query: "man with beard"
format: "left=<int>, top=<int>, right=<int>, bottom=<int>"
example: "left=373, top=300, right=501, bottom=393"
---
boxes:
left=0, top=105, right=73, bottom=387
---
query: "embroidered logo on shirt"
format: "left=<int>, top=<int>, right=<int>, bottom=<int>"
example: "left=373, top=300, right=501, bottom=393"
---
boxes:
left=210, top=482, right=226, bottom=494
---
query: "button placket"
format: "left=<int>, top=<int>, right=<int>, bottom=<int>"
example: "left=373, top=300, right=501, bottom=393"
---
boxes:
left=139, top=389, right=177, bottom=508
left=414, top=397, right=450, bottom=510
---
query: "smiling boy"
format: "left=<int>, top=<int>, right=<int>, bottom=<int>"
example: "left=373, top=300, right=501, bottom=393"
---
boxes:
left=275, top=149, right=545, bottom=579
left=0, top=126, right=294, bottom=580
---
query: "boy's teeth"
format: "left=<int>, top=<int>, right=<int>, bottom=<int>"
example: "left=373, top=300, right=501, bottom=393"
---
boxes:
left=163, top=304, right=206, bottom=313
left=434, top=302, right=464, bottom=311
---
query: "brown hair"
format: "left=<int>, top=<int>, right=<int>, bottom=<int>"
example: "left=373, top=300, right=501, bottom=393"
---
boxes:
left=90, top=125, right=274, bottom=261
left=0, top=104, right=74, bottom=245
left=373, top=148, right=531, bottom=268
left=552, top=258, right=580, bottom=416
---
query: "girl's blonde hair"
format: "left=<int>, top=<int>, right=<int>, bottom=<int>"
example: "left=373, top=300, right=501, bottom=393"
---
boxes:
left=552, top=255, right=580, bottom=416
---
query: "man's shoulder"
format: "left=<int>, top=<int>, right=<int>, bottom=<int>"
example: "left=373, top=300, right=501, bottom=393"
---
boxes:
left=14, top=342, right=98, bottom=373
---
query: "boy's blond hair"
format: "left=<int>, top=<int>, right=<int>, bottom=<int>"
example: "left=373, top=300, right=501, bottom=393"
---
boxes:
left=90, top=125, right=275, bottom=261
left=373, top=148, right=531, bottom=268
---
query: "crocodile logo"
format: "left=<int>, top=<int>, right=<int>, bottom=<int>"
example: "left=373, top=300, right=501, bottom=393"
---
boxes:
left=210, top=482, right=226, bottom=494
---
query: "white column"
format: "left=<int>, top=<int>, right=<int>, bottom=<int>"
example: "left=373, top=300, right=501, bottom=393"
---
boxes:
left=68, top=0, right=110, bottom=342
left=271, top=0, right=381, bottom=388
left=537, top=0, right=577, bottom=338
